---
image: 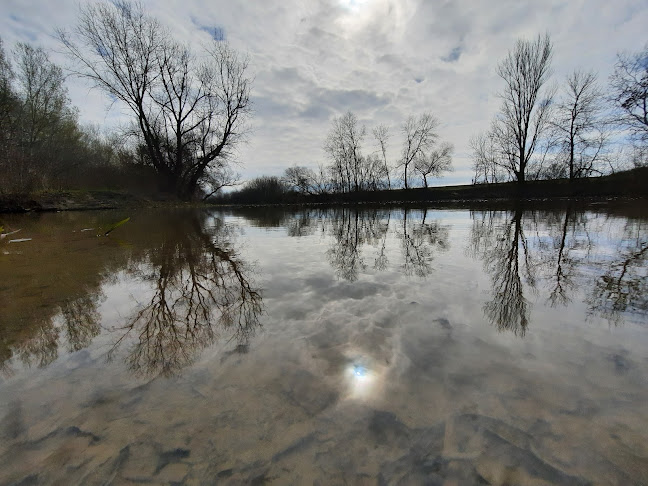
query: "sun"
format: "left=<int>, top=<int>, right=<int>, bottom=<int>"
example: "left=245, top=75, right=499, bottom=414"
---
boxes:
left=338, top=0, right=372, bottom=13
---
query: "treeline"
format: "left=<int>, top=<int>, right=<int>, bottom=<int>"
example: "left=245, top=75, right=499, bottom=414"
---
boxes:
left=470, top=35, right=648, bottom=184
left=1, top=0, right=251, bottom=201
left=0, top=38, right=160, bottom=196
left=217, top=111, right=455, bottom=204
left=220, top=35, right=648, bottom=205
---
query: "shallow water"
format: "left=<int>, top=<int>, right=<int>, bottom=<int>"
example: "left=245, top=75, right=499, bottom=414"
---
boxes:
left=0, top=203, right=647, bottom=485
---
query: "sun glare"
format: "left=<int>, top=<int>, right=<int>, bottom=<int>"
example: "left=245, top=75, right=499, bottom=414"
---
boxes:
left=343, top=355, right=388, bottom=401
left=339, top=0, right=371, bottom=13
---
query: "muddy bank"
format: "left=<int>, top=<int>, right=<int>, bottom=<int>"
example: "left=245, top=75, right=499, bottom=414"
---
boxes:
left=0, top=190, right=178, bottom=213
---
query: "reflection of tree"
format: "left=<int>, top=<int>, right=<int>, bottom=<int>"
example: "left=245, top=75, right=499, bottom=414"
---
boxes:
left=470, top=206, right=648, bottom=334
left=109, top=214, right=263, bottom=377
left=7, top=292, right=103, bottom=373
left=470, top=209, right=537, bottom=336
left=542, top=208, right=592, bottom=307
left=61, top=295, right=102, bottom=352
left=398, top=209, right=449, bottom=277
left=326, top=208, right=388, bottom=281
left=325, top=208, right=448, bottom=281
left=587, top=221, right=648, bottom=324
left=374, top=212, right=391, bottom=271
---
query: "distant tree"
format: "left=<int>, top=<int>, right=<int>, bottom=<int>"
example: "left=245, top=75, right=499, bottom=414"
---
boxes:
left=13, top=44, right=71, bottom=153
left=58, top=0, right=252, bottom=199
left=235, top=176, right=287, bottom=203
left=0, top=38, right=18, bottom=193
left=282, top=165, right=315, bottom=195
left=312, top=163, right=331, bottom=194
left=630, top=144, right=648, bottom=168
left=0, top=37, right=14, bottom=127
left=324, top=111, right=365, bottom=192
left=413, top=141, right=453, bottom=187
left=491, top=34, right=554, bottom=183
left=398, top=113, right=438, bottom=189
left=470, top=132, right=504, bottom=184
left=551, top=70, right=608, bottom=179
left=372, top=124, right=391, bottom=188
left=362, top=153, right=390, bottom=191
left=610, top=44, right=648, bottom=144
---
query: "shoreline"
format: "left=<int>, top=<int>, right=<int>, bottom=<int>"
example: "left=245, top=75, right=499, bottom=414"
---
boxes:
left=1, top=167, right=646, bottom=214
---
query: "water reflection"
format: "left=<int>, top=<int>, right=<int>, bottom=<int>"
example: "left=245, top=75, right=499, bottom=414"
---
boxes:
left=108, top=214, right=263, bottom=376
left=587, top=219, right=648, bottom=323
left=2, top=203, right=647, bottom=378
left=399, top=208, right=449, bottom=277
left=2, top=203, right=648, bottom=484
left=221, top=204, right=647, bottom=333
left=0, top=211, right=263, bottom=377
left=325, top=207, right=449, bottom=281
left=469, top=209, right=536, bottom=336
left=469, top=205, right=648, bottom=335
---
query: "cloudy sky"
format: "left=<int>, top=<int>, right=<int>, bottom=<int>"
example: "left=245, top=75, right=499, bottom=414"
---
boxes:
left=1, top=0, right=646, bottom=185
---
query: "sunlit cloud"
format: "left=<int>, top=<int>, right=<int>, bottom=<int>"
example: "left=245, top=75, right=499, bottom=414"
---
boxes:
left=0, top=0, right=646, bottom=185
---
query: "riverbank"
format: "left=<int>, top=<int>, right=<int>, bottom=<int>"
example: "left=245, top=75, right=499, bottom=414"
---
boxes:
left=0, top=189, right=188, bottom=213
left=284, top=166, right=648, bottom=205
left=2, top=167, right=647, bottom=213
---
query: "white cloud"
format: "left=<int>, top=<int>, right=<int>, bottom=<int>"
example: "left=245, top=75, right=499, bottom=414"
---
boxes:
left=1, top=0, right=646, bottom=186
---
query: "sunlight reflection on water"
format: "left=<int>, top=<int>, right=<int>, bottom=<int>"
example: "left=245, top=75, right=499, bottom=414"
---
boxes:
left=344, top=355, right=387, bottom=401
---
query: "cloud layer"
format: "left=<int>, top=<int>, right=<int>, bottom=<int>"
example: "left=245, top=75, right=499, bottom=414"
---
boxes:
left=1, top=0, right=646, bottom=184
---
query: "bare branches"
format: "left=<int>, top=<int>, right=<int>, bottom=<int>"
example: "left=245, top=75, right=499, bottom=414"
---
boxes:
left=413, top=141, right=454, bottom=188
left=57, top=0, right=252, bottom=199
left=551, top=70, right=609, bottom=179
left=372, top=124, right=390, bottom=189
left=324, top=111, right=366, bottom=193
left=492, top=34, right=554, bottom=183
left=609, top=44, right=648, bottom=144
left=398, top=113, right=439, bottom=189
left=470, top=132, right=504, bottom=184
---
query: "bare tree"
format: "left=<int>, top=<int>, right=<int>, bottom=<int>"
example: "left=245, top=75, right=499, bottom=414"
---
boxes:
left=13, top=43, right=78, bottom=188
left=492, top=34, right=554, bottom=183
left=57, top=0, right=252, bottom=199
left=470, top=132, right=503, bottom=184
left=610, top=44, right=648, bottom=144
left=324, top=111, right=365, bottom=192
left=398, top=113, right=438, bottom=189
left=14, top=44, right=70, bottom=151
left=372, top=124, right=391, bottom=188
left=414, top=141, right=453, bottom=187
left=0, top=37, right=18, bottom=194
left=551, top=70, right=608, bottom=179
left=362, top=153, right=390, bottom=191
left=282, top=165, right=315, bottom=195
left=201, top=165, right=240, bottom=201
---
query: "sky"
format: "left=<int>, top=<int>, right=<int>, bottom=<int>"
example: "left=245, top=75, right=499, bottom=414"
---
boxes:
left=1, top=0, right=646, bottom=186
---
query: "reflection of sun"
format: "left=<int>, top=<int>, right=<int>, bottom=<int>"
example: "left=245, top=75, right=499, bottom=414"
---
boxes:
left=343, top=356, right=386, bottom=401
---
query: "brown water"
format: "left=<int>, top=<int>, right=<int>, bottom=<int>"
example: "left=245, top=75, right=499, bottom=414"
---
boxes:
left=0, top=203, right=647, bottom=485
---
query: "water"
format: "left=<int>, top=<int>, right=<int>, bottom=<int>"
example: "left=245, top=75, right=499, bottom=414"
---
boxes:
left=0, top=203, right=647, bottom=485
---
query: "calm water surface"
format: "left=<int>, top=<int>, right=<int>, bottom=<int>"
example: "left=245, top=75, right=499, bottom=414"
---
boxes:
left=0, top=203, right=647, bottom=485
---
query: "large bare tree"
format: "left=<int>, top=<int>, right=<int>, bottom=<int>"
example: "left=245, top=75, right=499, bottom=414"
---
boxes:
left=398, top=113, right=438, bottom=189
left=551, top=70, right=608, bottom=179
left=492, top=34, right=554, bottom=183
left=58, top=1, right=252, bottom=199
left=610, top=44, right=648, bottom=144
